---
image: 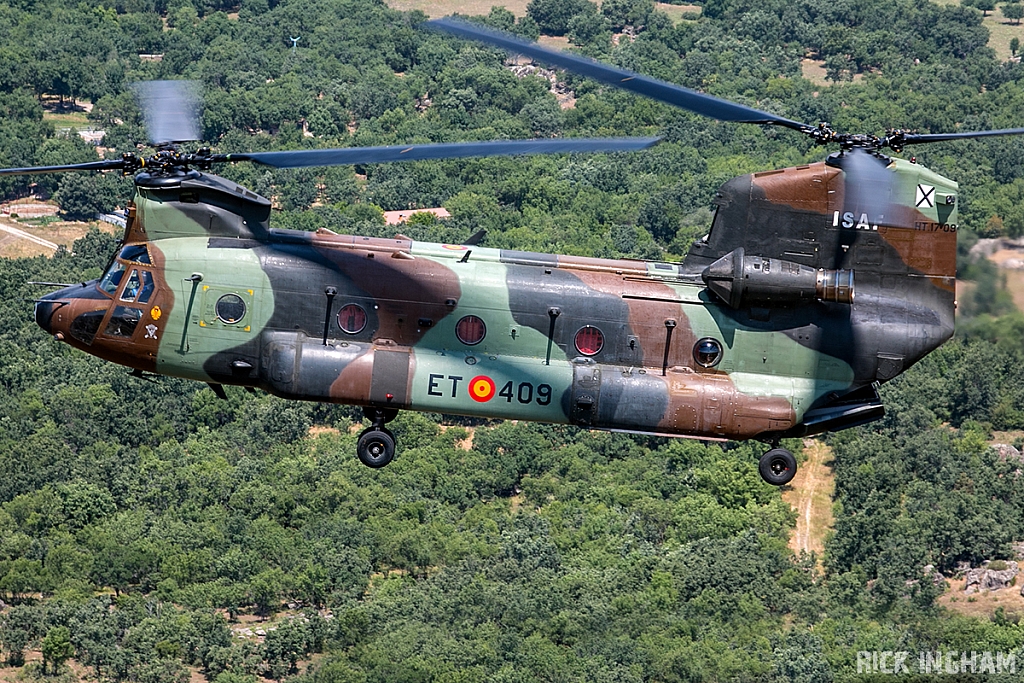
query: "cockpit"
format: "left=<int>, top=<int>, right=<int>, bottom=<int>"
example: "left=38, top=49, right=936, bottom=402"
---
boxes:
left=99, top=244, right=152, bottom=296
left=35, top=242, right=164, bottom=371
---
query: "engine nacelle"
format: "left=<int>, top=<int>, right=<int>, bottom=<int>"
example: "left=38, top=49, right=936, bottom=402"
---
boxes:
left=701, top=248, right=854, bottom=309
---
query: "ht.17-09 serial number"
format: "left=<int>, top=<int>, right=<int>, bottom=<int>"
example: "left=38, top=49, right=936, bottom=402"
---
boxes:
left=427, top=373, right=553, bottom=405
left=913, top=222, right=957, bottom=232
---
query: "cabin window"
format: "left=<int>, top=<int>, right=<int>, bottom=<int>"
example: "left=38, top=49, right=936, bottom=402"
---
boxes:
left=99, top=261, right=126, bottom=295
left=574, top=326, right=604, bottom=356
left=118, top=244, right=151, bottom=264
left=456, top=315, right=486, bottom=345
left=693, top=338, right=723, bottom=368
left=215, top=294, right=246, bottom=324
left=338, top=304, right=367, bottom=334
left=104, top=306, right=143, bottom=338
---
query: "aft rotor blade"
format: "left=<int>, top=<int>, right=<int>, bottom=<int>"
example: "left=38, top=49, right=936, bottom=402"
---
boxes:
left=0, top=159, right=126, bottom=176
left=842, top=147, right=896, bottom=225
left=224, top=137, right=661, bottom=168
left=898, top=127, right=1024, bottom=145
left=427, top=18, right=812, bottom=133
left=132, top=80, right=201, bottom=146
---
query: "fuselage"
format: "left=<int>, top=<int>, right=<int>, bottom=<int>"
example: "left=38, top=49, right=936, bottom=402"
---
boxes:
left=35, top=159, right=957, bottom=442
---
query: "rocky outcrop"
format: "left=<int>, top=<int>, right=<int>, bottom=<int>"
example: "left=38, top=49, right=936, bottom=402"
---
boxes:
left=969, top=238, right=1004, bottom=260
left=991, top=443, right=1024, bottom=463
left=984, top=562, right=1018, bottom=590
left=964, top=567, right=985, bottom=594
left=922, top=564, right=947, bottom=588
left=964, top=561, right=1018, bottom=594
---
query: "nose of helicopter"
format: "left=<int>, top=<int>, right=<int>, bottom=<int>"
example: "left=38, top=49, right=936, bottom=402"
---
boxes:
left=34, top=299, right=58, bottom=333
left=34, top=281, right=108, bottom=339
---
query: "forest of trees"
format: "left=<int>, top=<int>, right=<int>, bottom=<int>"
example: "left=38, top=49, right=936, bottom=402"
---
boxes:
left=2, top=0, right=1024, bottom=681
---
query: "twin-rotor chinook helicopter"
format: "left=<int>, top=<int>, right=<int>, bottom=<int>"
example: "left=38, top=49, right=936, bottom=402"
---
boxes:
left=12, top=19, right=1024, bottom=485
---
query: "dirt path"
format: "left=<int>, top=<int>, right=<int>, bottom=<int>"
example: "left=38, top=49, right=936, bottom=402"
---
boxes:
left=782, top=439, right=835, bottom=559
left=0, top=219, right=59, bottom=250
left=0, top=216, right=119, bottom=259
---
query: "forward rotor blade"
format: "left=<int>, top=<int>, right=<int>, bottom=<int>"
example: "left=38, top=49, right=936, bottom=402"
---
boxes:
left=223, top=137, right=661, bottom=168
left=132, top=80, right=201, bottom=146
left=426, top=18, right=812, bottom=133
left=898, top=127, right=1024, bottom=145
left=0, top=159, right=126, bottom=176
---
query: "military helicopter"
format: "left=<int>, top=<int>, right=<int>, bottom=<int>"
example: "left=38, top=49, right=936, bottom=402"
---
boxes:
left=12, top=18, right=1024, bottom=485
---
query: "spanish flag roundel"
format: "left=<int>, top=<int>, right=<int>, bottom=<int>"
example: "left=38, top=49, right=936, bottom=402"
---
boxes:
left=468, top=375, right=496, bottom=402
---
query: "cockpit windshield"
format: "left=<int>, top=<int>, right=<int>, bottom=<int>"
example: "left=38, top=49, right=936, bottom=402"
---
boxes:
left=99, top=261, right=126, bottom=296
left=98, top=244, right=151, bottom=296
left=119, top=244, right=151, bottom=264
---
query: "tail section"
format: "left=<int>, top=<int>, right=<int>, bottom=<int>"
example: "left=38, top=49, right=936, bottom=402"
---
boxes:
left=683, top=155, right=956, bottom=399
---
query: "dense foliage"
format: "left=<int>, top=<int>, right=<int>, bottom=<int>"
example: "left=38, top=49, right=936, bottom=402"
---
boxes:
left=2, top=0, right=1024, bottom=681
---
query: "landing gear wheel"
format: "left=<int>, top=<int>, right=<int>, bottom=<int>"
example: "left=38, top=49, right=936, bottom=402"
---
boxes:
left=357, top=427, right=396, bottom=468
left=759, top=448, right=797, bottom=486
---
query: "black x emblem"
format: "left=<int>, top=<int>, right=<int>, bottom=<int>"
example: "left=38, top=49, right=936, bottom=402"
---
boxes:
left=915, top=184, right=934, bottom=208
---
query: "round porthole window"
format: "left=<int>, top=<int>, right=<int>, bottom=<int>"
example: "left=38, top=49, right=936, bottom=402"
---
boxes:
left=337, top=303, right=367, bottom=334
left=216, top=293, right=246, bottom=324
left=456, top=315, right=486, bottom=345
left=574, top=326, right=604, bottom=356
left=693, top=337, right=723, bottom=368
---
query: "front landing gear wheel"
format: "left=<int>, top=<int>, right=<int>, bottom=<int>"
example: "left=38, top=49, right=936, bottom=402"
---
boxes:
left=357, top=428, right=396, bottom=468
left=759, top=448, right=797, bottom=486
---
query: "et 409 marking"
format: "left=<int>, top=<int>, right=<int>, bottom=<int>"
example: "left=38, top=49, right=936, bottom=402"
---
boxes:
left=427, top=373, right=552, bottom=405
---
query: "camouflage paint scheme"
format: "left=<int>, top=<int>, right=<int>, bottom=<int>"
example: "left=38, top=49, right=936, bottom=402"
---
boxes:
left=36, top=153, right=957, bottom=442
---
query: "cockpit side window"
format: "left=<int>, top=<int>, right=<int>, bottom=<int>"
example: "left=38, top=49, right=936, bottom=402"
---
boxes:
left=138, top=271, right=155, bottom=304
left=120, top=269, right=141, bottom=302
left=99, top=261, right=126, bottom=295
left=104, top=306, right=143, bottom=338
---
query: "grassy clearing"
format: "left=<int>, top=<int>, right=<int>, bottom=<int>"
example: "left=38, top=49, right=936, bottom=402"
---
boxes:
left=40, top=96, right=93, bottom=129
left=655, top=2, right=701, bottom=24
left=385, top=2, right=702, bottom=25
left=800, top=58, right=865, bottom=87
left=983, top=6, right=1024, bottom=61
left=42, top=109, right=91, bottom=128
left=938, top=578, right=1024, bottom=620
left=802, top=3, right=1024, bottom=83
left=386, top=0, right=529, bottom=18
left=985, top=247, right=1024, bottom=312
left=930, top=1, right=1024, bottom=60
left=1000, top=268, right=1024, bottom=313
left=0, top=232, right=53, bottom=258
left=23, top=220, right=110, bottom=245
left=0, top=219, right=117, bottom=259
left=989, top=429, right=1024, bottom=445
left=537, top=34, right=570, bottom=48
left=782, top=439, right=835, bottom=563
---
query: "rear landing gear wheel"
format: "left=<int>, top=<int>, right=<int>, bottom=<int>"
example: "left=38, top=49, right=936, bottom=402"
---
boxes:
left=357, top=427, right=396, bottom=468
left=759, top=448, right=797, bottom=486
